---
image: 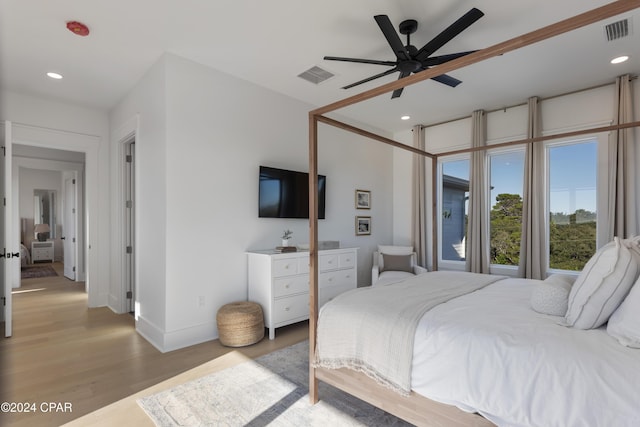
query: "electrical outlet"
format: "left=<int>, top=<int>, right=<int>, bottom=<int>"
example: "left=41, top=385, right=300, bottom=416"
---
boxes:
left=198, top=295, right=205, bottom=307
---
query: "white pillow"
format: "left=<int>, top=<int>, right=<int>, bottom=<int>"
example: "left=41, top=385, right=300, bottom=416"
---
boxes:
left=531, top=274, right=576, bottom=316
left=564, top=237, right=640, bottom=329
left=607, top=275, right=640, bottom=348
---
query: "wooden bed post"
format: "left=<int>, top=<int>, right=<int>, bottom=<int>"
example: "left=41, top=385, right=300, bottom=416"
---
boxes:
left=308, top=112, right=319, bottom=404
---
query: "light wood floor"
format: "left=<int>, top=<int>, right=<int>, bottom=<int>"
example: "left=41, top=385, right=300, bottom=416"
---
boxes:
left=0, top=263, right=308, bottom=427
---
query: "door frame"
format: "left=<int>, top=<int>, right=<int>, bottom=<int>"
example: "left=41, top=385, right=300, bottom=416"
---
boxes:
left=13, top=158, right=84, bottom=284
left=123, top=140, right=135, bottom=313
left=2, top=121, right=14, bottom=337
left=9, top=123, right=100, bottom=306
left=112, top=115, right=140, bottom=315
left=62, top=172, right=79, bottom=281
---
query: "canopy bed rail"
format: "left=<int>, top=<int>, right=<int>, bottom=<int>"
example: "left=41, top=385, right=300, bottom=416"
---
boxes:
left=308, top=1, right=640, bottom=425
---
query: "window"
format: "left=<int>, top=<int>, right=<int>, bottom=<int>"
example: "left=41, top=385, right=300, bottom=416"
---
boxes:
left=489, top=150, right=525, bottom=266
left=547, top=140, right=597, bottom=271
left=436, top=138, right=599, bottom=275
left=440, top=158, right=469, bottom=262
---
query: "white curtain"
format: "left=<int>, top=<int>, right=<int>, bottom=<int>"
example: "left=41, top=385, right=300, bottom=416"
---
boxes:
left=607, top=74, right=638, bottom=240
left=412, top=125, right=428, bottom=268
left=466, top=110, right=490, bottom=273
left=518, top=96, right=547, bottom=279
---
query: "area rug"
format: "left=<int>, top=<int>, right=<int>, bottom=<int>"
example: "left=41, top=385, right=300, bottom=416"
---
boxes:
left=137, top=340, right=412, bottom=426
left=21, top=265, right=58, bottom=279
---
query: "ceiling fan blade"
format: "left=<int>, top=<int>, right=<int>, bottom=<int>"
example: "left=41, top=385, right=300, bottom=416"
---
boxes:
left=430, top=74, right=462, bottom=87
left=415, top=8, right=484, bottom=61
left=342, top=67, right=399, bottom=90
left=324, top=56, right=398, bottom=66
left=391, top=70, right=411, bottom=99
left=421, top=50, right=478, bottom=66
left=374, top=15, right=411, bottom=61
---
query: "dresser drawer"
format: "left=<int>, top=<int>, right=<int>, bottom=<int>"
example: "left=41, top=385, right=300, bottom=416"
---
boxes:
left=274, top=275, right=309, bottom=298
left=319, top=268, right=356, bottom=289
left=339, top=252, right=356, bottom=269
left=319, top=253, right=339, bottom=271
left=298, top=256, right=310, bottom=274
left=273, top=294, right=309, bottom=324
left=272, top=257, right=299, bottom=277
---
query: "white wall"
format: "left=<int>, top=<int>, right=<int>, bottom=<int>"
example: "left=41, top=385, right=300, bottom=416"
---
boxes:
left=1, top=90, right=111, bottom=307
left=111, top=53, right=394, bottom=352
left=109, top=56, right=168, bottom=346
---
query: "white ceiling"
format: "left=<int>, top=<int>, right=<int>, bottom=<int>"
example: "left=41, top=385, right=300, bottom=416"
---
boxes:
left=1, top=0, right=638, bottom=133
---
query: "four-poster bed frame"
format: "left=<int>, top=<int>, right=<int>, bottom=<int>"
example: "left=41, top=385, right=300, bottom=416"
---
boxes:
left=307, top=1, right=640, bottom=426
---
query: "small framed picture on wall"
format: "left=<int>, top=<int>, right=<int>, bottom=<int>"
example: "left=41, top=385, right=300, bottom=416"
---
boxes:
left=355, top=216, right=371, bottom=236
left=355, top=189, right=371, bottom=209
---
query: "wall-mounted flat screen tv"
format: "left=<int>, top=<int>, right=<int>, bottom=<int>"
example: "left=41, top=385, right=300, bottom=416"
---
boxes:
left=259, top=166, right=326, bottom=219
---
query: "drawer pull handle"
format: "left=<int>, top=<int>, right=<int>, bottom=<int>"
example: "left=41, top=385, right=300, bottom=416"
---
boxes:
left=285, top=284, right=290, bottom=289
left=285, top=307, right=290, bottom=311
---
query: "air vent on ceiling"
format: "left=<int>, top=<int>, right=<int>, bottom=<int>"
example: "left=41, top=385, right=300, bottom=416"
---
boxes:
left=298, top=66, right=335, bottom=85
left=604, top=18, right=630, bottom=41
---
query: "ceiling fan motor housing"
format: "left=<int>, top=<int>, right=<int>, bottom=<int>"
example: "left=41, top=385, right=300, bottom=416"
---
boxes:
left=399, top=60, right=422, bottom=73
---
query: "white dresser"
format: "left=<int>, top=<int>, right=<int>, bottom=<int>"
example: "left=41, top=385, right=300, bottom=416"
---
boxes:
left=31, top=240, right=54, bottom=263
left=247, top=247, right=358, bottom=339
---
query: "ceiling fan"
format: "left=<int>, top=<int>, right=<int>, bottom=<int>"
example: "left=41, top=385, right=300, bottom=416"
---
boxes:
left=324, top=8, right=484, bottom=99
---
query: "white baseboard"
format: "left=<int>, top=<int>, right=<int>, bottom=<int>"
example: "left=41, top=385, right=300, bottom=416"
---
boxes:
left=136, top=316, right=218, bottom=353
left=136, top=315, right=166, bottom=352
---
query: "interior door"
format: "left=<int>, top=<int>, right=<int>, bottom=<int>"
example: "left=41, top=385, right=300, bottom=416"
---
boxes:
left=2, top=121, right=13, bottom=337
left=124, top=141, right=135, bottom=313
left=63, top=176, right=76, bottom=280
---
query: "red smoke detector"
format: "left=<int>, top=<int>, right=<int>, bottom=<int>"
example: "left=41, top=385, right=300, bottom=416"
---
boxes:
left=66, top=21, right=90, bottom=36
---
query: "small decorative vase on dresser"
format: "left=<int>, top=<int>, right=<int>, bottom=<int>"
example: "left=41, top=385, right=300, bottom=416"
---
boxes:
left=247, top=247, right=358, bottom=340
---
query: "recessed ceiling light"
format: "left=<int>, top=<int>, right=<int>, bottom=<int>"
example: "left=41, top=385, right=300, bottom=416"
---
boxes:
left=401, top=115, right=411, bottom=120
left=611, top=55, right=629, bottom=64
left=47, top=72, right=63, bottom=80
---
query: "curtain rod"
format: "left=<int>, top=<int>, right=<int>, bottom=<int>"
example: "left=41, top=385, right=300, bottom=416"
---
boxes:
left=420, top=74, right=638, bottom=130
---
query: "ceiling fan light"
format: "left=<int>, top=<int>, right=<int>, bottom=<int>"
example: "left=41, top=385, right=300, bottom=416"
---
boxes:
left=401, top=115, right=411, bottom=120
left=610, top=55, right=629, bottom=64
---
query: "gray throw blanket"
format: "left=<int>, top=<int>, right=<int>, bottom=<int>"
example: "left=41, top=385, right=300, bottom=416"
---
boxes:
left=314, top=271, right=506, bottom=395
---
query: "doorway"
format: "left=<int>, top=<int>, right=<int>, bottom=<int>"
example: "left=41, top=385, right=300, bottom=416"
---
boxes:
left=15, top=152, right=84, bottom=288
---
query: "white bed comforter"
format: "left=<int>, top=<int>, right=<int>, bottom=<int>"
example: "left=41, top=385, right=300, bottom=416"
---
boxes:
left=412, top=277, right=640, bottom=427
left=315, top=271, right=505, bottom=394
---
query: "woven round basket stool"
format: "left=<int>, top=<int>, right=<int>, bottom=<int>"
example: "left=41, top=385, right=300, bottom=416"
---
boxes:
left=216, top=301, right=265, bottom=347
